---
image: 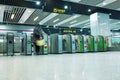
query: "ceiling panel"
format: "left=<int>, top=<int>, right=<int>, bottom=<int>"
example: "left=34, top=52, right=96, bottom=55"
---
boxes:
left=80, top=0, right=104, bottom=6
left=3, top=6, right=26, bottom=23
left=62, top=15, right=89, bottom=27
left=25, top=9, right=50, bottom=25
left=43, top=14, right=72, bottom=26
left=103, top=0, right=120, bottom=10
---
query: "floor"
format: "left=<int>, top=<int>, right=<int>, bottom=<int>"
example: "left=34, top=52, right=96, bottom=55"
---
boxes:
left=0, top=51, right=120, bottom=80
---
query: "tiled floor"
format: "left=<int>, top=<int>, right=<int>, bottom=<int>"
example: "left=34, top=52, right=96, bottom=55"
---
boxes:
left=0, top=51, right=120, bottom=80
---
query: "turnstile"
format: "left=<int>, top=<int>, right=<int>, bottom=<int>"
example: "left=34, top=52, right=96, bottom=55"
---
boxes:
left=43, top=34, right=48, bottom=54
left=6, top=32, right=14, bottom=56
left=26, top=33, right=32, bottom=55
left=49, top=34, right=62, bottom=54
left=94, top=36, right=104, bottom=52
left=62, top=34, right=76, bottom=53
left=83, top=35, right=88, bottom=52
left=75, top=35, right=84, bottom=53
left=86, top=35, right=94, bottom=52
left=104, top=36, right=108, bottom=51
left=20, top=33, right=32, bottom=55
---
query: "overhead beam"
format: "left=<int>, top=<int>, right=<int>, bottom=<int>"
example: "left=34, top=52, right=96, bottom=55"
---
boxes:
left=0, top=0, right=120, bottom=20
left=0, top=0, right=44, bottom=9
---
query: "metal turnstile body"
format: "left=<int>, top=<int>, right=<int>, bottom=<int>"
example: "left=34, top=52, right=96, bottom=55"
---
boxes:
left=104, top=36, right=108, bottom=51
left=20, top=33, right=27, bottom=55
left=49, top=34, right=62, bottom=54
left=94, top=36, right=98, bottom=52
left=62, top=34, right=75, bottom=53
left=43, top=34, right=48, bottom=54
left=71, top=35, right=76, bottom=53
left=75, top=35, right=84, bottom=53
left=87, top=36, right=94, bottom=52
left=83, top=35, right=88, bottom=52
left=94, top=36, right=104, bottom=52
left=7, top=32, right=14, bottom=56
left=98, top=36, right=104, bottom=52
left=26, top=33, right=32, bottom=55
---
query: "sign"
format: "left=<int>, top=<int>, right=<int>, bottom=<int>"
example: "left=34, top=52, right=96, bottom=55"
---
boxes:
left=53, top=8, right=65, bottom=13
left=61, top=29, right=76, bottom=34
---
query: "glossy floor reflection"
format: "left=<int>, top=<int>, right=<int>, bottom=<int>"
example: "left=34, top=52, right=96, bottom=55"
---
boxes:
left=0, top=52, right=120, bottom=80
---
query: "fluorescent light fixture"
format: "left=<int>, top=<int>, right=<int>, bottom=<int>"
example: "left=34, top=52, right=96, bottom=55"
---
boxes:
left=39, top=13, right=59, bottom=25
left=53, top=18, right=60, bottom=23
left=70, top=20, right=77, bottom=24
left=28, top=10, right=31, bottom=13
left=69, top=0, right=81, bottom=2
left=19, top=8, right=35, bottom=23
left=70, top=19, right=89, bottom=27
left=36, top=1, right=40, bottom=5
left=34, top=16, right=39, bottom=21
left=64, top=5, right=68, bottom=9
left=55, top=15, right=81, bottom=26
left=103, top=2, right=107, bottom=5
left=11, top=14, right=15, bottom=19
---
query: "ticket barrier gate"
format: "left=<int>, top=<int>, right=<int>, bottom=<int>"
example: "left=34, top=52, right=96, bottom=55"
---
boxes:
left=21, top=33, right=32, bottom=55
left=62, top=34, right=76, bottom=53
left=86, top=36, right=94, bottom=52
left=94, top=36, right=104, bottom=52
left=49, top=34, right=62, bottom=54
left=43, top=34, right=48, bottom=54
left=104, top=36, right=109, bottom=51
left=83, top=35, right=89, bottom=52
left=75, top=35, right=84, bottom=53
left=6, top=32, right=14, bottom=56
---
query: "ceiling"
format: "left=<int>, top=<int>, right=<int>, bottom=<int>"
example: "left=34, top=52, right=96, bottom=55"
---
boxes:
left=0, top=0, right=120, bottom=30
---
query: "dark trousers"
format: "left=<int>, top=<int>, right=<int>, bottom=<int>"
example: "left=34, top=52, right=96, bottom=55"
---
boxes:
left=35, top=45, right=44, bottom=55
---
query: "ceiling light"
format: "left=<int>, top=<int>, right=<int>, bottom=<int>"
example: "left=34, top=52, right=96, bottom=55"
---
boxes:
left=103, top=2, right=107, bottom=5
left=28, top=10, right=31, bottom=13
left=70, top=20, right=77, bottom=24
left=53, top=18, right=60, bottom=23
left=80, top=29, right=83, bottom=32
left=34, top=16, right=39, bottom=21
left=64, top=5, right=68, bottom=9
left=109, top=13, right=112, bottom=15
left=36, top=1, right=40, bottom=5
left=53, top=13, right=58, bottom=16
left=88, top=9, right=91, bottom=12
left=11, top=14, right=15, bottom=19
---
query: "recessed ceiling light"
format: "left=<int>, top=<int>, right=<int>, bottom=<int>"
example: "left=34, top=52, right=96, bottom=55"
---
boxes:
left=109, top=13, right=112, bottom=15
left=53, top=18, right=60, bottom=23
left=36, top=1, right=40, bottom=5
left=11, top=14, right=15, bottom=19
left=34, top=16, right=39, bottom=21
left=64, top=5, right=68, bottom=9
left=88, top=9, right=91, bottom=12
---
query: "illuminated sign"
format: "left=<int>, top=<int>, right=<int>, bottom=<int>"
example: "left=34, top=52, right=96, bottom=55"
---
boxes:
left=62, top=29, right=76, bottom=34
left=53, top=8, right=65, bottom=13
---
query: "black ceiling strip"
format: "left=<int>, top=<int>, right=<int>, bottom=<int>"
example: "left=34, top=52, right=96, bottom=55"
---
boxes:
left=0, top=0, right=44, bottom=9
left=0, top=0, right=120, bottom=20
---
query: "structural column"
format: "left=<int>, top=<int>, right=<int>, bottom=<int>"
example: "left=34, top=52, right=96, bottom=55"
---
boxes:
left=90, top=12, right=111, bottom=47
left=90, top=12, right=110, bottom=36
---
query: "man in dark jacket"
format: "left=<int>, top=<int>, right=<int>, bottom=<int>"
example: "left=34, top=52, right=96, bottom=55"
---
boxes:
left=33, top=25, right=44, bottom=55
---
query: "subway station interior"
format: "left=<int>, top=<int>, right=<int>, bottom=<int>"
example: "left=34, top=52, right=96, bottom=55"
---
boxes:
left=0, top=0, right=120, bottom=80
